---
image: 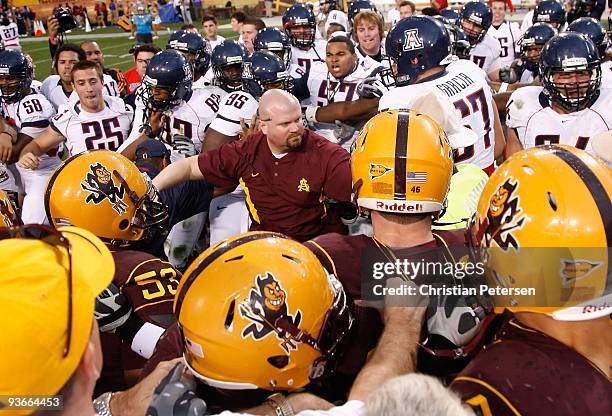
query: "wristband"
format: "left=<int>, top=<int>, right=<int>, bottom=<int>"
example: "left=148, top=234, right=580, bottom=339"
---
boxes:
left=0, top=131, right=15, bottom=144
left=304, top=106, right=318, bottom=124
left=93, top=391, right=114, bottom=416
left=265, top=393, right=295, bottom=416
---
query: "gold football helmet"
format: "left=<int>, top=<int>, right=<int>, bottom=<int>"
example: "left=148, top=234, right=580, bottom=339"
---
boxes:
left=469, top=145, right=611, bottom=321
left=351, top=109, right=454, bottom=214
left=0, top=189, right=20, bottom=228
left=174, top=232, right=354, bottom=391
left=45, top=150, right=168, bottom=246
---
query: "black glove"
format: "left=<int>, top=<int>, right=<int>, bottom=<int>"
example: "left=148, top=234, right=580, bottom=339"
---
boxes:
left=328, top=199, right=358, bottom=225
left=95, top=283, right=133, bottom=333
left=146, top=362, right=207, bottom=416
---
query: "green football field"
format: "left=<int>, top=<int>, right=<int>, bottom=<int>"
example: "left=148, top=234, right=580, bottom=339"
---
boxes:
left=20, top=23, right=238, bottom=81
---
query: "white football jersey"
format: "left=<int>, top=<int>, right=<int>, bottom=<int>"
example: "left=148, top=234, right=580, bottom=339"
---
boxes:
left=1, top=91, right=58, bottom=168
left=519, top=68, right=535, bottom=84
left=51, top=96, right=133, bottom=156
left=506, top=86, right=612, bottom=153
left=0, top=22, right=20, bottom=49
left=468, top=33, right=503, bottom=77
left=207, top=35, right=225, bottom=51
left=487, top=21, right=522, bottom=67
left=520, top=10, right=534, bottom=34
left=305, top=59, right=378, bottom=143
left=601, top=60, right=612, bottom=88
left=290, top=39, right=326, bottom=76
left=31, top=80, right=42, bottom=94
left=379, top=59, right=496, bottom=170
left=208, top=90, right=259, bottom=137
left=40, top=74, right=120, bottom=111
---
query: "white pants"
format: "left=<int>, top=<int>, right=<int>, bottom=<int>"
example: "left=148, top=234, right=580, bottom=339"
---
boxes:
left=17, top=162, right=58, bottom=225
left=208, top=187, right=251, bottom=246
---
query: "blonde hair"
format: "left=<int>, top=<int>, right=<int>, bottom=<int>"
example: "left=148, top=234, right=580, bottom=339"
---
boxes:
left=353, top=10, right=384, bottom=43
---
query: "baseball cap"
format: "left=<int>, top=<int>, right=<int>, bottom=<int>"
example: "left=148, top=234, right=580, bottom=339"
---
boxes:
left=0, top=226, right=114, bottom=414
left=135, top=138, right=171, bottom=161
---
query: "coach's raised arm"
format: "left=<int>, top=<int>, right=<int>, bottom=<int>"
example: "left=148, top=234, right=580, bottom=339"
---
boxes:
left=153, top=89, right=352, bottom=241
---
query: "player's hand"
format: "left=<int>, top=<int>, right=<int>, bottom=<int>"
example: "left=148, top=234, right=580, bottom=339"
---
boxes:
left=146, top=362, right=207, bottom=416
left=17, top=152, right=41, bottom=170
left=94, top=282, right=133, bottom=332
left=239, top=114, right=259, bottom=140
left=0, top=133, right=12, bottom=163
left=426, top=294, right=490, bottom=347
left=47, top=16, right=60, bottom=39
left=173, top=134, right=199, bottom=157
left=357, top=76, right=386, bottom=99
left=148, top=110, right=165, bottom=137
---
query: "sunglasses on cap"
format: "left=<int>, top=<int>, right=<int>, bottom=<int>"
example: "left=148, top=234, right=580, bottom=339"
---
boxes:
left=0, top=224, right=73, bottom=358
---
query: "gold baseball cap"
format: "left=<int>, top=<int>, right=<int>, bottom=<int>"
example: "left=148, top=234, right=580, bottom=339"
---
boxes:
left=0, top=226, right=114, bottom=414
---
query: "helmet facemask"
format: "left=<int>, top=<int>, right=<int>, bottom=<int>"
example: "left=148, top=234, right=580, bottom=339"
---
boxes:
left=0, top=74, right=30, bottom=104
left=461, top=18, right=486, bottom=45
left=113, top=170, right=169, bottom=244
left=543, top=62, right=601, bottom=112
left=285, top=23, right=316, bottom=49
left=214, top=61, right=243, bottom=92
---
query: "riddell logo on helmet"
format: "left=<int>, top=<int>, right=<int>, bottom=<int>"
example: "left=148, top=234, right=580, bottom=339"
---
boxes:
left=582, top=303, right=610, bottom=314
left=376, top=201, right=423, bottom=212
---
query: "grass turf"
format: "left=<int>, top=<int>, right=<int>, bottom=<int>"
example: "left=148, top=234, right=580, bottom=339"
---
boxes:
left=21, top=23, right=238, bottom=81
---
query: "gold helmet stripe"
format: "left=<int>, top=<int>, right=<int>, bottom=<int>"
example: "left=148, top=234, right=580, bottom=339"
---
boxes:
left=174, top=232, right=291, bottom=316
left=549, top=145, right=612, bottom=247
left=393, top=110, right=410, bottom=200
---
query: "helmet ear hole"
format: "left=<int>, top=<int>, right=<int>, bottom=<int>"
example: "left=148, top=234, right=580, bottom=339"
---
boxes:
left=119, top=219, right=130, bottom=230
left=546, top=192, right=558, bottom=211
left=267, top=355, right=290, bottom=369
left=224, top=299, right=236, bottom=330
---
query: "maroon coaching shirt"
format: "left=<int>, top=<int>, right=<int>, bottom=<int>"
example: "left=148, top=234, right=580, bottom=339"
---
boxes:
left=198, top=129, right=351, bottom=241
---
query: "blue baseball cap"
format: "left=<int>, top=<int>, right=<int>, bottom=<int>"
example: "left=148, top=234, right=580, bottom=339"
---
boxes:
left=135, top=139, right=170, bottom=160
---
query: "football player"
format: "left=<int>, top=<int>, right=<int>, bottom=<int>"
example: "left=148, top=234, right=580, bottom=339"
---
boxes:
left=209, top=40, right=248, bottom=94
left=80, top=41, right=127, bottom=97
left=120, top=49, right=221, bottom=162
left=40, top=44, right=120, bottom=111
left=460, top=1, right=503, bottom=80
left=505, top=32, right=611, bottom=156
left=296, top=35, right=381, bottom=149
left=0, top=50, right=57, bottom=224
left=488, top=0, right=522, bottom=68
left=532, top=0, right=567, bottom=30
left=166, top=30, right=214, bottom=90
left=305, top=110, right=490, bottom=383
left=567, top=16, right=611, bottom=87
left=347, top=0, right=378, bottom=29
left=452, top=145, right=611, bottom=414
left=316, top=0, right=337, bottom=36
left=254, top=27, right=292, bottom=69
left=381, top=16, right=505, bottom=175
left=42, top=150, right=190, bottom=387
left=18, top=60, right=133, bottom=166
left=282, top=5, right=326, bottom=76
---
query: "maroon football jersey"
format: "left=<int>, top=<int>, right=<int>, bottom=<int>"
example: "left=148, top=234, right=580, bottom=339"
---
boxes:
left=452, top=318, right=612, bottom=415
left=304, top=230, right=468, bottom=379
left=99, top=251, right=181, bottom=390
left=197, top=129, right=351, bottom=241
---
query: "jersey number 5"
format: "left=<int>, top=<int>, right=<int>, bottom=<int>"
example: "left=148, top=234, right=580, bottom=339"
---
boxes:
left=82, top=117, right=125, bottom=151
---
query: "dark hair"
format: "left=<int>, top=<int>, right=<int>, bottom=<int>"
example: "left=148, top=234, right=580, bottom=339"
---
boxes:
left=53, top=44, right=86, bottom=72
left=420, top=6, right=440, bottom=16
left=230, top=11, right=246, bottom=23
left=399, top=0, right=416, bottom=13
left=70, top=60, right=103, bottom=81
left=132, top=44, right=161, bottom=59
left=327, top=35, right=356, bottom=54
left=180, top=23, right=197, bottom=31
left=202, top=14, right=217, bottom=25
left=243, top=17, right=266, bottom=31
